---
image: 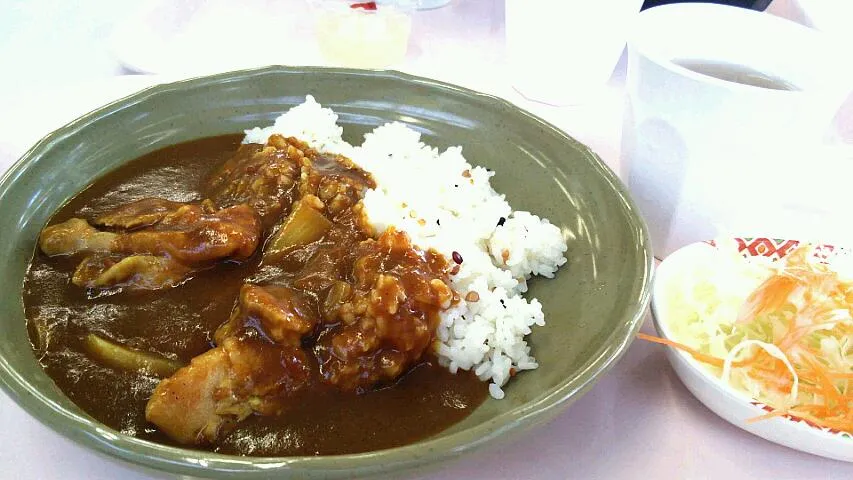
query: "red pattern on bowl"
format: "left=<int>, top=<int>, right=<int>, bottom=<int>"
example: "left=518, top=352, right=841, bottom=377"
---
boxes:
left=708, top=237, right=839, bottom=262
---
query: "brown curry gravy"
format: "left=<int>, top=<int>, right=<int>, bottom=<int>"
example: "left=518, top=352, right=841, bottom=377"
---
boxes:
left=23, top=134, right=487, bottom=456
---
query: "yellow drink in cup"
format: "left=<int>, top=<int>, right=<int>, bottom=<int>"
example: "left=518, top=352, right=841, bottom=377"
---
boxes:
left=312, top=1, right=413, bottom=69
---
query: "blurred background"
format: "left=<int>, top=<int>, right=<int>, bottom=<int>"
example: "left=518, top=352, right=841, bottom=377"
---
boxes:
left=642, top=0, right=772, bottom=10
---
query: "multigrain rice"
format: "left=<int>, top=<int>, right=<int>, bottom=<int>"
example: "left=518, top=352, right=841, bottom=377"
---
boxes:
left=244, top=96, right=567, bottom=398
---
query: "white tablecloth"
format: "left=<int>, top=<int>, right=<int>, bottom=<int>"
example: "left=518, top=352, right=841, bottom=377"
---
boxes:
left=2, top=1, right=852, bottom=478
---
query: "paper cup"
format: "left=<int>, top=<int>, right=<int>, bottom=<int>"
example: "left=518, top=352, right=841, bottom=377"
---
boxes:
left=621, top=3, right=853, bottom=258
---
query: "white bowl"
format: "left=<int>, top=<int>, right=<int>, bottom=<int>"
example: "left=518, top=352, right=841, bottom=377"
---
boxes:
left=650, top=238, right=853, bottom=462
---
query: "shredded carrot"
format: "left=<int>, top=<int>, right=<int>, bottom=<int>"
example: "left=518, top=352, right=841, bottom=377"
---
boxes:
left=747, top=368, right=798, bottom=393
left=746, top=409, right=790, bottom=424
left=637, top=333, right=756, bottom=368
left=651, top=242, right=853, bottom=434
left=737, top=275, right=798, bottom=323
left=786, top=410, right=853, bottom=433
left=800, top=354, right=843, bottom=405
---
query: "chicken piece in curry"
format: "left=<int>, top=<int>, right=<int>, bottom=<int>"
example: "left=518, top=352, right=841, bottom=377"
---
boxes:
left=24, top=134, right=486, bottom=455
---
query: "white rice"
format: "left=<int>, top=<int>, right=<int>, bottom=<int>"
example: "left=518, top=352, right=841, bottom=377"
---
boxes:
left=243, top=95, right=353, bottom=155
left=244, top=96, right=568, bottom=399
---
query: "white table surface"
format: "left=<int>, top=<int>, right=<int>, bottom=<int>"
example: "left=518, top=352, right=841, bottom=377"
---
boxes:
left=2, top=1, right=853, bottom=478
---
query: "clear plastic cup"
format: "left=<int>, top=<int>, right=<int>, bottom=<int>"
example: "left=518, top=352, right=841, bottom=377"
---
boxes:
left=309, top=0, right=414, bottom=69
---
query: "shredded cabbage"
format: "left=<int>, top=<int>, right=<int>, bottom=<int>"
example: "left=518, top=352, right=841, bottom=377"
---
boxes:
left=722, top=340, right=798, bottom=403
left=661, top=240, right=853, bottom=433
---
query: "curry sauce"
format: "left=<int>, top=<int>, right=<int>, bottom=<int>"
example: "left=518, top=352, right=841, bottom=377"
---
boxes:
left=23, top=134, right=487, bottom=456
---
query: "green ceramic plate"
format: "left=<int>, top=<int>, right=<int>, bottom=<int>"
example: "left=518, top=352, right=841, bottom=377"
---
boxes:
left=0, top=66, right=652, bottom=478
